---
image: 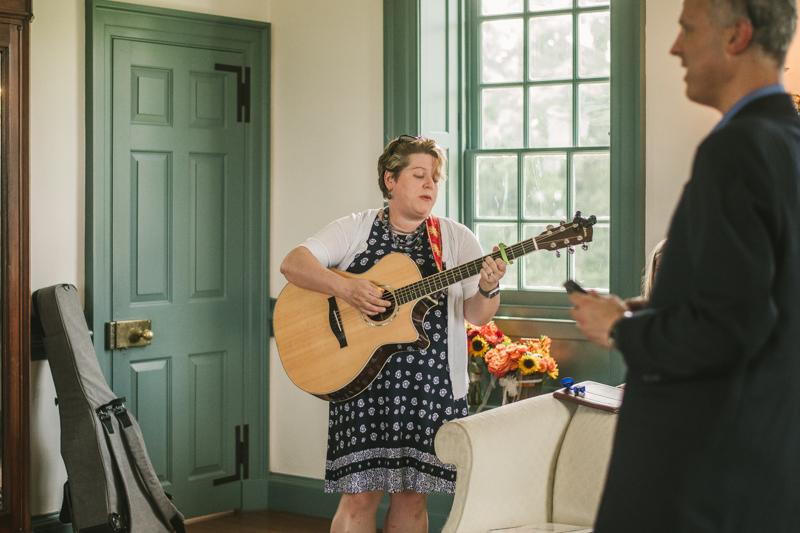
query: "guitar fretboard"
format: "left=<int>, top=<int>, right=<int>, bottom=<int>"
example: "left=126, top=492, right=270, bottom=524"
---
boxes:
left=392, top=236, right=540, bottom=306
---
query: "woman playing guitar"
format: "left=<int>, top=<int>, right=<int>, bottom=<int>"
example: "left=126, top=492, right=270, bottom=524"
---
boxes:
left=279, top=135, right=507, bottom=533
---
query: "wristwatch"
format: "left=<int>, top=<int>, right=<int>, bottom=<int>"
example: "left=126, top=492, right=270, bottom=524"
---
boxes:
left=478, top=283, right=500, bottom=299
left=608, top=310, right=633, bottom=348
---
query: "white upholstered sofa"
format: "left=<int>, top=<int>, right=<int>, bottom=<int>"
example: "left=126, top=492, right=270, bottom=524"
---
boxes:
left=434, top=391, right=618, bottom=533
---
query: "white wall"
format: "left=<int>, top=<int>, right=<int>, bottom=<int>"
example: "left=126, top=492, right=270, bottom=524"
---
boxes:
left=30, top=0, right=84, bottom=515
left=267, top=0, right=384, bottom=478
left=644, top=0, right=720, bottom=254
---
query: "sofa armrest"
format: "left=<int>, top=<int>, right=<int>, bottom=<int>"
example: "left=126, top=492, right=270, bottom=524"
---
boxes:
left=435, top=394, right=578, bottom=533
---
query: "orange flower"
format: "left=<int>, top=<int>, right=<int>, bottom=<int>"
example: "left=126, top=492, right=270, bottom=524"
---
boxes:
left=486, top=347, right=512, bottom=377
left=480, top=322, right=505, bottom=346
left=542, top=354, right=559, bottom=379
left=539, top=335, right=552, bottom=355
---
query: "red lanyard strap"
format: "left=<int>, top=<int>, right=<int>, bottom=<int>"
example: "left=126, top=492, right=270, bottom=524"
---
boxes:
left=425, top=215, right=443, bottom=272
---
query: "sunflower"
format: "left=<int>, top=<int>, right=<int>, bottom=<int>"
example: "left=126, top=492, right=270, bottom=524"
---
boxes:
left=518, top=353, right=539, bottom=375
left=469, top=336, right=490, bottom=358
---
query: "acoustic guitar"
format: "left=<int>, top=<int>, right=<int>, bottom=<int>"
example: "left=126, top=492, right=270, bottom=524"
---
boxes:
left=274, top=212, right=596, bottom=401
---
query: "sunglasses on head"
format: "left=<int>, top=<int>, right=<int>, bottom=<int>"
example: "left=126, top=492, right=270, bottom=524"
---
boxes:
left=389, top=134, right=421, bottom=156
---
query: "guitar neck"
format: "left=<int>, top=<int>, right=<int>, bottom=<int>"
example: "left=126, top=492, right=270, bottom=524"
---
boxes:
left=394, top=238, right=538, bottom=306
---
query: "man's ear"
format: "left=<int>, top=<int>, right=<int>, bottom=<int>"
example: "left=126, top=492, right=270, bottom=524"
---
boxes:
left=727, top=19, right=753, bottom=55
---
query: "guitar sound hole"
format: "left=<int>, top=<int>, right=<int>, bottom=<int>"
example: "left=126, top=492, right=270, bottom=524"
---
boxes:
left=367, top=300, right=396, bottom=324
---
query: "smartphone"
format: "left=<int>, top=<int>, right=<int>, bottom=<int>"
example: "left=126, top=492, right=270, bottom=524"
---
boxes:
left=564, top=279, right=587, bottom=294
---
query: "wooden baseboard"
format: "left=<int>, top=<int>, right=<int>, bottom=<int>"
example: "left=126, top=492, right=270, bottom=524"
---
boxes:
left=267, top=472, right=454, bottom=531
left=31, top=512, right=71, bottom=533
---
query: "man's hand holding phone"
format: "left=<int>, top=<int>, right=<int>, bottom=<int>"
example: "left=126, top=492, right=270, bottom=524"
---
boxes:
left=565, top=279, right=629, bottom=349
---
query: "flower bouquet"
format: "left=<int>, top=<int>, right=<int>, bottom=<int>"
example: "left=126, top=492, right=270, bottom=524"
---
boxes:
left=466, top=322, right=508, bottom=405
left=466, top=321, right=558, bottom=412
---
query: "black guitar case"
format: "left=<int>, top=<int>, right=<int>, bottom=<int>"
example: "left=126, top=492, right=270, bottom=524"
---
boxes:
left=34, top=284, right=185, bottom=533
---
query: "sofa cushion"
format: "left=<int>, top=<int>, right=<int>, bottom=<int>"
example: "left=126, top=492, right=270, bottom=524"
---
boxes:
left=436, top=394, right=577, bottom=533
left=551, top=405, right=618, bottom=526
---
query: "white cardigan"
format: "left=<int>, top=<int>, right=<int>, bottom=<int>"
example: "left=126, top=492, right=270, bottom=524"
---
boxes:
left=300, top=208, right=484, bottom=399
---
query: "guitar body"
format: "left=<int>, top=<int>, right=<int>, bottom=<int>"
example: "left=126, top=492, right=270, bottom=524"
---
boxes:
left=273, top=253, right=435, bottom=401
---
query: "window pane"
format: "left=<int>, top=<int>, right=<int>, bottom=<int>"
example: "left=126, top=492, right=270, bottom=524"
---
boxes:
left=476, top=223, right=519, bottom=289
left=522, top=224, right=567, bottom=290
left=523, top=154, right=567, bottom=219
left=529, top=84, right=572, bottom=148
left=482, top=0, right=524, bottom=15
left=579, top=11, right=610, bottom=78
left=578, top=82, right=610, bottom=146
left=483, top=87, right=524, bottom=148
left=573, top=223, right=609, bottom=291
left=529, top=15, right=573, bottom=81
left=574, top=152, right=609, bottom=218
left=578, top=0, right=610, bottom=6
left=529, top=0, right=572, bottom=12
left=482, top=19, right=523, bottom=83
left=476, top=155, right=518, bottom=219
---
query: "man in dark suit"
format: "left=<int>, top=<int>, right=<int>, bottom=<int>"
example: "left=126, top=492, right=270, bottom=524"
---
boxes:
left=570, top=0, right=800, bottom=531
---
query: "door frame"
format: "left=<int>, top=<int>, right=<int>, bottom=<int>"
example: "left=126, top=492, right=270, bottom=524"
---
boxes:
left=85, top=0, right=271, bottom=510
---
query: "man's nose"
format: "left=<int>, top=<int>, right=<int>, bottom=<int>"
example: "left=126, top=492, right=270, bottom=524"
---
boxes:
left=670, top=37, right=682, bottom=57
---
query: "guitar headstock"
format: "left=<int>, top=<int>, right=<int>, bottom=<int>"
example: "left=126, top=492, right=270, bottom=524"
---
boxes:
left=535, top=211, right=596, bottom=255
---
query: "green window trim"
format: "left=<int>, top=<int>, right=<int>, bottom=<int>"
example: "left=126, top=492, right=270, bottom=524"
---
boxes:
left=384, top=0, right=420, bottom=142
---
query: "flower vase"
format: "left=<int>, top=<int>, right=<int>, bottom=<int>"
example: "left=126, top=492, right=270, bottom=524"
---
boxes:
left=512, top=373, right=543, bottom=402
left=467, top=372, right=482, bottom=406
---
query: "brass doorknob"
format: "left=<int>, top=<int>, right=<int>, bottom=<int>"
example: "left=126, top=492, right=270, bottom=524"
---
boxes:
left=129, top=328, right=154, bottom=342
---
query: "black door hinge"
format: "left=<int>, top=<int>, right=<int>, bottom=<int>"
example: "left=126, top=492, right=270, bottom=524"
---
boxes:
left=212, top=424, right=250, bottom=486
left=214, top=63, right=251, bottom=123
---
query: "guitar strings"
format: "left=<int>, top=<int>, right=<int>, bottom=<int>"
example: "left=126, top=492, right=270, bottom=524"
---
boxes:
left=390, top=235, right=542, bottom=306
left=355, top=224, right=583, bottom=314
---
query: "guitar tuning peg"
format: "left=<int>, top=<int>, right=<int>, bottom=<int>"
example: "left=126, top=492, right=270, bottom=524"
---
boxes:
left=556, top=250, right=561, bottom=258
left=546, top=224, right=554, bottom=230
left=567, top=247, right=575, bottom=255
left=582, top=243, right=589, bottom=251
left=560, top=220, right=567, bottom=226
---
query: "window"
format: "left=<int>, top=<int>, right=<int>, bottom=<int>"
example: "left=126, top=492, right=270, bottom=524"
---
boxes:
left=383, top=0, right=644, bottom=318
left=466, top=0, right=612, bottom=295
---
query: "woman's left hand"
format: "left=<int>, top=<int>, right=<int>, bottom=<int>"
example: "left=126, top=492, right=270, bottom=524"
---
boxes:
left=479, top=246, right=506, bottom=292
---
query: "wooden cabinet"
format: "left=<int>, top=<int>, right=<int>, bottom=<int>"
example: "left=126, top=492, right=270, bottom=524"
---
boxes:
left=0, top=1, right=31, bottom=532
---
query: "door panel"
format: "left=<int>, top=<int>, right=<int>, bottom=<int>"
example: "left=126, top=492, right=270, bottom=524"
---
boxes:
left=130, top=359, right=171, bottom=481
left=111, top=38, right=246, bottom=517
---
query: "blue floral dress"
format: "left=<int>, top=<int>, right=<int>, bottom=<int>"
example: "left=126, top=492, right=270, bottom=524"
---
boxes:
left=324, top=215, right=470, bottom=494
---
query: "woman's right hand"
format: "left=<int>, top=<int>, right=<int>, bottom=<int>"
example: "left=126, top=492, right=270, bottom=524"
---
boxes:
left=341, top=278, right=392, bottom=316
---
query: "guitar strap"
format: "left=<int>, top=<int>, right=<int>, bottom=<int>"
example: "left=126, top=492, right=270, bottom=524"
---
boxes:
left=425, top=215, right=444, bottom=272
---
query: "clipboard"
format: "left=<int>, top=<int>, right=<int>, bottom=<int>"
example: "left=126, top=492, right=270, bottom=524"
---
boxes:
left=553, top=380, right=623, bottom=413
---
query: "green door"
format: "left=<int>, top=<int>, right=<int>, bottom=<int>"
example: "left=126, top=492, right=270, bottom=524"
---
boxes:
left=110, top=39, right=247, bottom=518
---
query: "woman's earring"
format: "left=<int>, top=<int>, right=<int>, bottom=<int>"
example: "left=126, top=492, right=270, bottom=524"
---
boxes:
left=387, top=191, right=393, bottom=200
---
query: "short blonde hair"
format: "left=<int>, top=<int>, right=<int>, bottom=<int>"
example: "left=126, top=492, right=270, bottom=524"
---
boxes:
left=377, top=135, right=448, bottom=200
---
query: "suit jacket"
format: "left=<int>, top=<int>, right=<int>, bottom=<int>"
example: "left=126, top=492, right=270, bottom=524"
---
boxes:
left=594, top=94, right=800, bottom=533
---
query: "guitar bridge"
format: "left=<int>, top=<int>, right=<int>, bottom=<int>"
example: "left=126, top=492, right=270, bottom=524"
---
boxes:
left=328, top=297, right=348, bottom=348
